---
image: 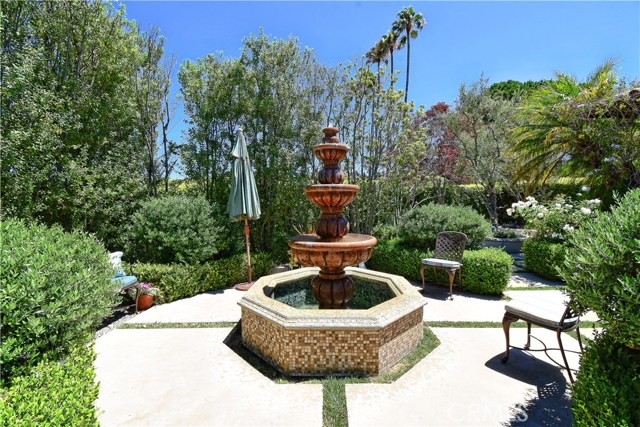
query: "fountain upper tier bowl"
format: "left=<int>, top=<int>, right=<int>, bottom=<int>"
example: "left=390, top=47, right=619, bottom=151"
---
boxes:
left=304, top=184, right=359, bottom=211
left=289, top=233, right=377, bottom=271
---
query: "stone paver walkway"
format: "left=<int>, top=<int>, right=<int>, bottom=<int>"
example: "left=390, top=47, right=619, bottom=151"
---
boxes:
left=94, top=270, right=596, bottom=426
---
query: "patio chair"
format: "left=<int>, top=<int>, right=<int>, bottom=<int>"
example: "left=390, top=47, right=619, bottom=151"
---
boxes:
left=501, top=299, right=584, bottom=383
left=420, top=231, right=467, bottom=299
left=109, top=251, right=141, bottom=312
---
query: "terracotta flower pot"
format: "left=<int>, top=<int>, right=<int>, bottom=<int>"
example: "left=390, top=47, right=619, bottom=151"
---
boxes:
left=136, top=294, right=154, bottom=311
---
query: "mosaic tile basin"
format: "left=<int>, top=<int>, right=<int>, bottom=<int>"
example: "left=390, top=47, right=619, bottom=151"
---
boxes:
left=238, top=267, right=427, bottom=376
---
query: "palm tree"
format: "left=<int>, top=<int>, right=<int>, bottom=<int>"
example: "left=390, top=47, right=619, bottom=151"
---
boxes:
left=381, top=30, right=400, bottom=89
left=365, top=39, right=388, bottom=87
left=392, top=6, right=426, bottom=103
left=511, top=60, right=637, bottom=192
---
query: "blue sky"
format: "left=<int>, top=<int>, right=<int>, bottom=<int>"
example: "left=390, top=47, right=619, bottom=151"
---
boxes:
left=122, top=1, right=640, bottom=145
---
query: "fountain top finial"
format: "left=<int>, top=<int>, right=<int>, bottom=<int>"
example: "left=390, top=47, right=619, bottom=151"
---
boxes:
left=322, top=126, right=340, bottom=144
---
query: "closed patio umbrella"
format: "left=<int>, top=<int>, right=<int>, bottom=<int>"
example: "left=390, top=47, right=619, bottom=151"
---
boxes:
left=226, top=128, right=261, bottom=291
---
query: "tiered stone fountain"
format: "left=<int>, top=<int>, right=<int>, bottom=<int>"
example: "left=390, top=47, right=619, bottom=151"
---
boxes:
left=239, top=127, right=426, bottom=376
left=288, top=126, right=377, bottom=309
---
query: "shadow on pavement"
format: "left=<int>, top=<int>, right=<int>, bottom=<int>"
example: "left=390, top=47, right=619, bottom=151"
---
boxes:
left=485, top=350, right=572, bottom=427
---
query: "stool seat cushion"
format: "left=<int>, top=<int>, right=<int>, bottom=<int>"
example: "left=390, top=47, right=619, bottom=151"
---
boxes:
left=505, top=300, right=579, bottom=329
left=422, top=258, right=461, bottom=269
left=111, top=275, right=138, bottom=289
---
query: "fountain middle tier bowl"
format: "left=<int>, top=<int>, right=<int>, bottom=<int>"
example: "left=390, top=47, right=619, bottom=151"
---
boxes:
left=288, top=233, right=377, bottom=270
left=313, top=143, right=349, bottom=164
left=305, top=184, right=359, bottom=211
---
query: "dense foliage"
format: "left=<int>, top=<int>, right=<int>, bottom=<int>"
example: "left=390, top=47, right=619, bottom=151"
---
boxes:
left=0, top=345, right=100, bottom=427
left=130, top=252, right=274, bottom=303
left=367, top=240, right=511, bottom=295
left=397, top=203, right=492, bottom=249
left=572, top=334, right=640, bottom=426
left=522, top=238, right=565, bottom=280
left=512, top=61, right=640, bottom=197
left=0, top=1, right=165, bottom=249
left=561, top=189, right=640, bottom=348
left=0, top=219, right=117, bottom=383
left=127, top=195, right=234, bottom=264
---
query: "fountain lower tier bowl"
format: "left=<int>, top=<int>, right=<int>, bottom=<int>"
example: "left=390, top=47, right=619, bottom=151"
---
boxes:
left=304, top=184, right=359, bottom=211
left=288, top=233, right=377, bottom=271
left=238, top=267, right=427, bottom=376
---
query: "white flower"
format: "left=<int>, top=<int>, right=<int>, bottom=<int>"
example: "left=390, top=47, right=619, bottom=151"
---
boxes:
left=580, top=207, right=592, bottom=215
left=604, top=157, right=616, bottom=163
left=536, top=212, right=544, bottom=219
left=554, top=203, right=562, bottom=208
left=511, top=202, right=519, bottom=209
left=587, top=199, right=601, bottom=205
left=581, top=185, right=590, bottom=192
left=610, top=144, right=621, bottom=149
left=525, top=196, right=536, bottom=202
left=564, top=204, right=573, bottom=209
left=576, top=192, right=582, bottom=197
left=506, top=208, right=514, bottom=216
left=563, top=224, right=575, bottom=232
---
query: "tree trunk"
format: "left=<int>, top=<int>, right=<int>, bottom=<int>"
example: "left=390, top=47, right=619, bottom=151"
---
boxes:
left=404, top=35, right=410, bottom=103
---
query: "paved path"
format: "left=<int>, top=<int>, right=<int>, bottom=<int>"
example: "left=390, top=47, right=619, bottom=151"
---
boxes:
left=94, top=272, right=594, bottom=426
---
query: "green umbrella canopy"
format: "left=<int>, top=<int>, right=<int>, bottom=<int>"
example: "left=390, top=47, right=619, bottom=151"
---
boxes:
left=226, top=128, right=261, bottom=221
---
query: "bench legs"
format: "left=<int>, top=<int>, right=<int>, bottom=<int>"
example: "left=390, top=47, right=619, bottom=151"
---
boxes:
left=420, top=264, right=458, bottom=300
left=501, top=312, right=583, bottom=384
left=501, top=312, right=519, bottom=363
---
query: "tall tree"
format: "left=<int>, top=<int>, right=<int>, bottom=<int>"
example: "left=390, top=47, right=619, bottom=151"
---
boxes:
left=1, top=0, right=148, bottom=248
left=135, top=26, right=165, bottom=196
left=445, top=76, right=519, bottom=226
left=160, top=54, right=178, bottom=193
left=381, top=30, right=400, bottom=88
left=392, top=6, right=426, bottom=103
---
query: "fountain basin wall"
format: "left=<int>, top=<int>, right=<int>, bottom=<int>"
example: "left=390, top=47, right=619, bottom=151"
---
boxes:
left=238, top=267, right=426, bottom=376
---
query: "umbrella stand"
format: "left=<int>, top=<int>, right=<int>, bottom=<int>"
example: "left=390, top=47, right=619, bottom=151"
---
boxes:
left=235, top=217, right=253, bottom=291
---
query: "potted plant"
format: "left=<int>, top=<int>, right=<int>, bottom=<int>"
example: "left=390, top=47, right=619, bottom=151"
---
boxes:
left=136, top=283, right=158, bottom=311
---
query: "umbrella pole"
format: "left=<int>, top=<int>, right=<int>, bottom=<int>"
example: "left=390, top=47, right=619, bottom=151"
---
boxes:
left=244, top=217, right=252, bottom=284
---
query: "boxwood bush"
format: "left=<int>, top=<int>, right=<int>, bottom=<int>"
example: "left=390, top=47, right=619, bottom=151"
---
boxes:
left=397, top=203, right=492, bottom=249
left=572, top=333, right=640, bottom=426
left=367, top=240, right=511, bottom=295
left=0, top=345, right=100, bottom=426
left=522, top=237, right=565, bottom=280
left=127, top=195, right=237, bottom=265
left=561, top=189, right=640, bottom=349
left=130, top=252, right=275, bottom=304
left=0, top=219, right=117, bottom=382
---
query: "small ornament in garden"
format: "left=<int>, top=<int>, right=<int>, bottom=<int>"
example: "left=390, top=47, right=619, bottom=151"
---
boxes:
left=135, top=283, right=158, bottom=311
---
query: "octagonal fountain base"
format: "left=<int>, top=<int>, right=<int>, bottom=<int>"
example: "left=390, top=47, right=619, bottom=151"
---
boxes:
left=238, top=267, right=427, bottom=376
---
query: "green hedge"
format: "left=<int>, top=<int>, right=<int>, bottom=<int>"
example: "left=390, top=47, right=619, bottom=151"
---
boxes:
left=0, top=344, right=99, bottom=426
left=572, top=334, right=640, bottom=426
left=130, top=252, right=275, bottom=304
left=522, top=238, right=565, bottom=280
left=367, top=240, right=512, bottom=295
left=0, top=219, right=118, bottom=382
left=397, top=203, right=492, bottom=249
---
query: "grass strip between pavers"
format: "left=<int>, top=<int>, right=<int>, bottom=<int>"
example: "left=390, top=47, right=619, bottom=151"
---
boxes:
left=118, top=321, right=237, bottom=329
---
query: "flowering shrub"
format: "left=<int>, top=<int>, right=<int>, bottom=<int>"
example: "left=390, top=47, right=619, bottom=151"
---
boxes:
left=137, top=283, right=158, bottom=296
left=507, top=196, right=601, bottom=243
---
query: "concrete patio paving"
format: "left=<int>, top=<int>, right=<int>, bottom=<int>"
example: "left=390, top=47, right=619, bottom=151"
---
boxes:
left=94, top=274, right=594, bottom=426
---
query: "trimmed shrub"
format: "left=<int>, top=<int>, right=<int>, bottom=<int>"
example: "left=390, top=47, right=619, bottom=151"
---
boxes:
left=0, top=219, right=117, bottom=382
left=366, top=239, right=430, bottom=280
left=397, top=203, right=492, bottom=249
left=572, top=334, right=640, bottom=426
left=522, top=237, right=565, bottom=280
left=0, top=345, right=100, bottom=426
left=368, top=240, right=511, bottom=295
left=561, top=189, right=640, bottom=348
left=127, top=195, right=233, bottom=264
left=460, top=248, right=512, bottom=295
left=130, top=252, right=275, bottom=304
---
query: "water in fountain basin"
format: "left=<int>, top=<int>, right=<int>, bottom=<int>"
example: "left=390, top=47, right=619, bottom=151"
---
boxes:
left=272, top=277, right=395, bottom=310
